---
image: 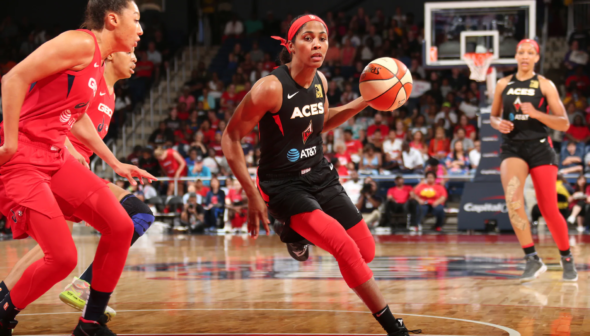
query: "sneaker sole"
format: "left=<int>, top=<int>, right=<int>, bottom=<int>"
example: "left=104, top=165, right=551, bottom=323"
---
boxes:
left=520, top=264, right=547, bottom=282
left=59, top=291, right=116, bottom=322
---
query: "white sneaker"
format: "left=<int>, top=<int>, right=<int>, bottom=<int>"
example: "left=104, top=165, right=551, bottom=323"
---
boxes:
left=567, top=215, right=576, bottom=225
left=577, top=226, right=585, bottom=233
left=59, top=277, right=117, bottom=322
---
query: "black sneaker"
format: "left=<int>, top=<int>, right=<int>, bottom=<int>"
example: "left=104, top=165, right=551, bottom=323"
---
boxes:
left=388, top=318, right=422, bottom=336
left=287, top=242, right=309, bottom=262
left=0, top=319, right=17, bottom=336
left=72, top=316, right=115, bottom=336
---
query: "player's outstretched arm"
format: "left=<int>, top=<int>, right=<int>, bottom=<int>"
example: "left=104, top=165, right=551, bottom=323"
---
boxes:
left=521, top=76, right=569, bottom=132
left=0, top=31, right=95, bottom=164
left=71, top=114, right=156, bottom=185
left=222, top=76, right=282, bottom=238
left=318, top=71, right=368, bottom=132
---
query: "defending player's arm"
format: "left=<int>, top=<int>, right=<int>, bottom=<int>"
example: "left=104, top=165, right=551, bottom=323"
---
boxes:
left=490, top=76, right=514, bottom=134
left=222, top=76, right=282, bottom=238
left=64, top=136, right=90, bottom=169
left=520, top=76, right=569, bottom=132
left=317, top=71, right=368, bottom=132
left=71, top=114, right=156, bottom=185
left=0, top=31, right=96, bottom=165
left=172, top=150, right=186, bottom=178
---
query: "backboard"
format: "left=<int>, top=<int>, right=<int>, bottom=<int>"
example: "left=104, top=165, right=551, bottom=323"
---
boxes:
left=424, top=1, right=536, bottom=68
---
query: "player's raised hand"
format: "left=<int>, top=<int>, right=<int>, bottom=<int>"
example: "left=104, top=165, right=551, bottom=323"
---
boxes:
left=114, top=163, right=157, bottom=186
left=248, top=192, right=270, bottom=239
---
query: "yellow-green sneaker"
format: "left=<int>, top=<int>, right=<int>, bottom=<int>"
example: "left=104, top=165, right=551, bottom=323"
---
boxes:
left=58, top=277, right=116, bottom=322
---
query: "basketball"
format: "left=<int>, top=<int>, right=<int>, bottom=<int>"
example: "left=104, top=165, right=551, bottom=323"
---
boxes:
left=359, top=57, right=413, bottom=111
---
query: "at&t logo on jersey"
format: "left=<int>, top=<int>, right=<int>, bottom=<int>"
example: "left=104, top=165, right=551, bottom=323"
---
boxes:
left=98, top=103, right=113, bottom=117
left=290, top=103, right=324, bottom=119
left=287, top=146, right=317, bottom=162
left=506, top=88, right=535, bottom=96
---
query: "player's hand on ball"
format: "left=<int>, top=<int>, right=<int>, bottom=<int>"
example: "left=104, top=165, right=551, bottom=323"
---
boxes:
left=520, top=102, right=538, bottom=118
left=248, top=193, right=270, bottom=239
left=498, top=120, right=514, bottom=134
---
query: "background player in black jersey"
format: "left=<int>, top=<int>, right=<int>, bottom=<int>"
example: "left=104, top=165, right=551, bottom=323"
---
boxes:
left=490, top=39, right=577, bottom=282
left=222, top=14, right=420, bottom=336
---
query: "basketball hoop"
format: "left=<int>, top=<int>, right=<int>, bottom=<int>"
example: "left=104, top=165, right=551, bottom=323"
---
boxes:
left=463, top=52, right=494, bottom=82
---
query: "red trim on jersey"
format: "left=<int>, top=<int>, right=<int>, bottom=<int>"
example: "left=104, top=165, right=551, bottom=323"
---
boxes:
left=272, top=115, right=284, bottom=136
left=538, top=97, right=545, bottom=109
left=256, top=169, right=270, bottom=202
left=548, top=136, right=553, bottom=148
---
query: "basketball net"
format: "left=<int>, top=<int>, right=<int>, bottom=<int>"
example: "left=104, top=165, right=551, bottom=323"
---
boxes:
left=463, top=52, right=494, bottom=82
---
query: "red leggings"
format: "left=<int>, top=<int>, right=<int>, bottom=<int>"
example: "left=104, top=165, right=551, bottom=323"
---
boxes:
left=10, top=186, right=133, bottom=308
left=291, top=210, right=374, bottom=288
left=530, top=165, right=570, bottom=251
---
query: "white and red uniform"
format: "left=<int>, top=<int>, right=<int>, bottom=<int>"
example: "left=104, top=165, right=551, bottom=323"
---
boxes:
left=157, top=148, right=187, bottom=177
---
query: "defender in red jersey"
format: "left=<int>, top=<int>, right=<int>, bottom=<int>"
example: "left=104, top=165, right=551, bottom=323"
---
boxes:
left=154, top=147, right=188, bottom=195
left=0, top=50, right=155, bottom=322
left=0, top=1, right=150, bottom=335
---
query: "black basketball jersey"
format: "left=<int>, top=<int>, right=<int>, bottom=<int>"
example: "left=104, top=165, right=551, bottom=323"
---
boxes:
left=501, top=74, right=550, bottom=141
left=258, top=65, right=326, bottom=176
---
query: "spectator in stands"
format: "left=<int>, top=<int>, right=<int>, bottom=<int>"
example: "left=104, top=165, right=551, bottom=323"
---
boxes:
left=410, top=131, right=428, bottom=161
left=114, top=86, right=133, bottom=115
left=187, top=151, right=212, bottom=186
left=342, top=170, right=363, bottom=205
left=364, top=25, right=382, bottom=48
left=560, top=141, right=584, bottom=175
left=245, top=13, right=263, bottom=36
left=565, top=114, right=590, bottom=144
left=359, top=38, right=375, bottom=62
left=149, top=121, right=174, bottom=147
left=199, top=119, right=216, bottom=144
left=381, top=175, right=419, bottom=229
left=203, top=176, right=226, bottom=230
left=356, top=177, right=382, bottom=228
left=327, top=80, right=342, bottom=105
left=342, top=29, right=361, bottom=48
left=455, top=114, right=477, bottom=140
left=451, top=127, right=475, bottom=152
left=210, top=132, right=224, bottom=157
left=429, top=126, right=450, bottom=160
left=165, top=109, right=182, bottom=131
left=154, top=147, right=187, bottom=196
left=411, top=114, right=428, bottom=135
left=194, top=179, right=210, bottom=198
left=180, top=192, right=205, bottom=233
left=139, top=148, right=161, bottom=177
left=341, top=82, right=359, bottom=105
left=435, top=102, right=457, bottom=131
left=325, top=36, right=341, bottom=63
left=383, top=129, right=402, bottom=157
left=198, top=87, right=217, bottom=111
left=203, top=147, right=222, bottom=174
left=179, top=86, right=196, bottom=110
left=224, top=14, right=244, bottom=40
left=445, top=140, right=471, bottom=175
left=127, top=145, right=143, bottom=166
left=142, top=180, right=158, bottom=200
left=360, top=143, right=381, bottom=174
left=565, top=66, right=590, bottom=95
left=367, top=112, right=389, bottom=137
left=569, top=23, right=590, bottom=51
left=412, top=171, right=448, bottom=232
left=248, top=41, right=264, bottom=63
left=207, top=72, right=223, bottom=99
left=341, top=38, right=356, bottom=66
left=392, top=119, right=405, bottom=140
left=470, top=140, right=481, bottom=170
left=397, top=139, right=422, bottom=172
left=564, top=41, right=589, bottom=74
left=221, top=84, right=239, bottom=108
left=153, top=30, right=170, bottom=61
left=344, top=129, right=363, bottom=160
left=147, top=41, right=162, bottom=79
left=130, top=50, right=154, bottom=101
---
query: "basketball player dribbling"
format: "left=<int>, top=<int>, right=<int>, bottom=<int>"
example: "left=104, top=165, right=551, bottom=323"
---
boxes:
left=0, top=49, right=156, bottom=322
left=222, top=15, right=420, bottom=335
left=0, top=1, right=155, bottom=335
left=491, top=39, right=578, bottom=282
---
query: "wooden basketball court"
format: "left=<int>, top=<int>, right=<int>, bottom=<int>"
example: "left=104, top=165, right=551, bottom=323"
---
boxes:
left=1, top=232, right=588, bottom=335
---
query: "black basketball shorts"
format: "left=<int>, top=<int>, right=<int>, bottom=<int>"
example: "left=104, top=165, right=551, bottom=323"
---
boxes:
left=500, top=137, right=559, bottom=169
left=257, top=158, right=363, bottom=243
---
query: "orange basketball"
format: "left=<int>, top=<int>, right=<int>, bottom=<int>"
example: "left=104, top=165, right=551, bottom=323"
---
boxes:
left=359, top=57, right=413, bottom=111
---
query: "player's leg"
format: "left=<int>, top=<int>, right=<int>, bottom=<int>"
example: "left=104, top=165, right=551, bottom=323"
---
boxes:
left=530, top=165, right=577, bottom=281
left=500, top=157, right=545, bottom=281
left=0, top=210, right=77, bottom=333
left=291, top=210, right=419, bottom=336
left=0, top=222, right=73, bottom=302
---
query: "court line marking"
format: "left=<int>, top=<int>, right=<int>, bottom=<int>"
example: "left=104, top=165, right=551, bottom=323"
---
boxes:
left=20, top=307, right=520, bottom=336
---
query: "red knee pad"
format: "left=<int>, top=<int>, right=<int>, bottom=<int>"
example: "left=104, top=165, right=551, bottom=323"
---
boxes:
left=347, top=220, right=375, bottom=263
left=291, top=210, right=373, bottom=288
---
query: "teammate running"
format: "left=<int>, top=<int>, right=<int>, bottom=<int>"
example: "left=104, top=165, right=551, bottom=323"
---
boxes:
left=0, top=1, right=154, bottom=335
left=0, top=50, right=155, bottom=322
left=491, top=39, right=578, bottom=282
left=222, top=14, right=420, bottom=336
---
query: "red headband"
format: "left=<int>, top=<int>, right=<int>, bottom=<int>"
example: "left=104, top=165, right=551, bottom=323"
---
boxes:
left=517, top=39, right=539, bottom=53
left=271, top=14, right=328, bottom=53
